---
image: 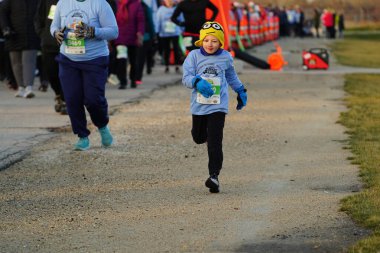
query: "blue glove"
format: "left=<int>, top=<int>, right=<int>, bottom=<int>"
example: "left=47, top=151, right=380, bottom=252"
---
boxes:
left=236, top=86, right=247, bottom=110
left=192, top=76, right=214, bottom=98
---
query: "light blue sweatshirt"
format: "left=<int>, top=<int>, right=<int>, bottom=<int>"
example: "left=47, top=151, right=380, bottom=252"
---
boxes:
left=156, top=5, right=183, bottom=38
left=182, top=49, right=244, bottom=115
left=50, top=0, right=118, bottom=62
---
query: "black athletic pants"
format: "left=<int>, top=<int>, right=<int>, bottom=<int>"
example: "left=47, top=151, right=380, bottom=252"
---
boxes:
left=160, top=36, right=181, bottom=66
left=43, top=51, right=64, bottom=100
left=192, top=112, right=226, bottom=176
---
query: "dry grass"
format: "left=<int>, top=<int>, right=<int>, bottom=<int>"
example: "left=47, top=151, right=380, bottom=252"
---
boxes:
left=332, top=33, right=380, bottom=69
left=346, top=22, right=380, bottom=31
left=339, top=74, right=380, bottom=253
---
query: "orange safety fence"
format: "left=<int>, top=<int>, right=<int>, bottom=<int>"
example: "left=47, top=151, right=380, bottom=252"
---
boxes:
left=205, top=1, right=280, bottom=51
left=208, top=0, right=231, bottom=50
left=240, top=9, right=252, bottom=48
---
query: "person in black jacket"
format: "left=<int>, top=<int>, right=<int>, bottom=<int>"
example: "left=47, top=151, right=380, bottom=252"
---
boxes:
left=0, top=5, right=5, bottom=82
left=34, top=0, right=67, bottom=114
left=295, top=5, right=305, bottom=38
left=0, top=0, right=17, bottom=90
left=171, top=0, right=218, bottom=52
left=135, top=1, right=156, bottom=85
left=0, top=0, right=40, bottom=98
left=105, top=0, right=119, bottom=86
left=338, top=13, right=345, bottom=38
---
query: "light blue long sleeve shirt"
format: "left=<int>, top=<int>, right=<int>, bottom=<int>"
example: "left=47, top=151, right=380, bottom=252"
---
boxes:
left=143, top=0, right=158, bottom=27
left=50, top=0, right=118, bottom=62
left=156, top=6, right=183, bottom=38
left=182, top=49, right=244, bottom=115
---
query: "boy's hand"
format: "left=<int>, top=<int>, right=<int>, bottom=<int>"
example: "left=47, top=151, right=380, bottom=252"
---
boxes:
left=236, top=86, right=247, bottom=110
left=195, top=78, right=214, bottom=98
left=74, top=21, right=95, bottom=39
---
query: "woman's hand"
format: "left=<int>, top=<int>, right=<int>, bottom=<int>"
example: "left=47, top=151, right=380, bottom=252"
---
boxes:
left=74, top=22, right=95, bottom=39
left=54, top=28, right=65, bottom=44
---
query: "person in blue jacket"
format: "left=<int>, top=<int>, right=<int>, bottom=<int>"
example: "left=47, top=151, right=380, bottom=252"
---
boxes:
left=50, top=0, right=118, bottom=151
left=182, top=21, right=248, bottom=193
left=156, top=0, right=183, bottom=73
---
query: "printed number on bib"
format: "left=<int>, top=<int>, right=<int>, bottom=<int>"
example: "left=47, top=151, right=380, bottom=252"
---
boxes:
left=64, top=32, right=85, bottom=55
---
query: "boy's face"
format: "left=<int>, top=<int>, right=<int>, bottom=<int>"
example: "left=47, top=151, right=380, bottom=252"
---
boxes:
left=202, top=35, right=221, bottom=54
left=164, top=0, right=173, bottom=6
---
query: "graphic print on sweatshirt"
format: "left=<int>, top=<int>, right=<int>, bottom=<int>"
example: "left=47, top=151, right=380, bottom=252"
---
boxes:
left=64, top=9, right=89, bottom=54
left=197, top=64, right=222, bottom=105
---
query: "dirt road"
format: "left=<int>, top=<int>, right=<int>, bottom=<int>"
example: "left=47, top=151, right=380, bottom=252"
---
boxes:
left=0, top=38, right=368, bottom=252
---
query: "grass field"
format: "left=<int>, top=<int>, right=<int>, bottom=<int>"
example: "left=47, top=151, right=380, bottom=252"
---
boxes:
left=336, top=31, right=380, bottom=252
left=345, top=22, right=380, bottom=31
left=332, top=33, right=380, bottom=68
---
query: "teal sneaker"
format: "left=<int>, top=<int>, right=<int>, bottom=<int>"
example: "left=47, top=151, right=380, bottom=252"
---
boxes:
left=74, top=137, right=90, bottom=151
left=99, top=125, right=113, bottom=147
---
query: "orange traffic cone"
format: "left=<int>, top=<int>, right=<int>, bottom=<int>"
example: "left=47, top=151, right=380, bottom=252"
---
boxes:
left=267, top=42, right=287, bottom=71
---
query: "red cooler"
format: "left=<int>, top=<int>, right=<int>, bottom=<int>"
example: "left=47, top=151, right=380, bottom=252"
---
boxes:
left=302, top=48, right=329, bottom=70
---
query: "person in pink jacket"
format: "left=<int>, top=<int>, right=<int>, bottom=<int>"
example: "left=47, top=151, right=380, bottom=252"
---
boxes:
left=321, top=9, right=334, bottom=39
left=114, top=0, right=145, bottom=89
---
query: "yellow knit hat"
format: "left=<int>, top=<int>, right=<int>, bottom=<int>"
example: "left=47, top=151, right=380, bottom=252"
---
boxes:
left=194, top=21, right=225, bottom=49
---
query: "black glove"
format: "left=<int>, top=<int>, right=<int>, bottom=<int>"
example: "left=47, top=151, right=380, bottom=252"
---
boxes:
left=2, top=27, right=15, bottom=39
left=74, top=21, right=95, bottom=39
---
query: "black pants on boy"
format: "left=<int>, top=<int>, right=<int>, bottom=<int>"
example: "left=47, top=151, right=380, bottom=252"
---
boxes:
left=191, top=112, right=225, bottom=176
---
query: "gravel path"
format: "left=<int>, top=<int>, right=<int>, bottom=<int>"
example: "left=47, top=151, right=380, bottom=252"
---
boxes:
left=0, top=38, right=371, bottom=252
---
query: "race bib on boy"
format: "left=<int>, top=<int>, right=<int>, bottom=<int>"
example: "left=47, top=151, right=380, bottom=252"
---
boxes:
left=196, top=77, right=221, bottom=104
